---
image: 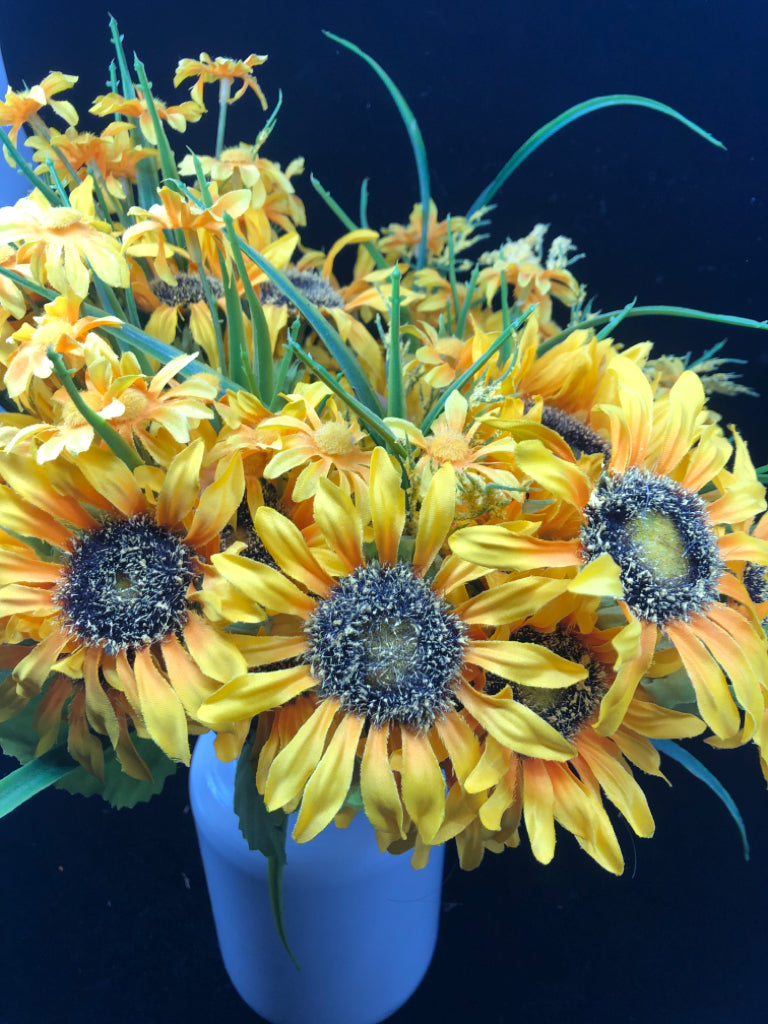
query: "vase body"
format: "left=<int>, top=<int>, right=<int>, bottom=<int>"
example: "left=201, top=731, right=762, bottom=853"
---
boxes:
left=189, top=732, right=444, bottom=1024
left=0, top=45, right=26, bottom=207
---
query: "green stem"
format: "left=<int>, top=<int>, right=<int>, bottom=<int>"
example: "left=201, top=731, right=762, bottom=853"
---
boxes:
left=0, top=746, right=78, bottom=817
left=216, top=79, right=231, bottom=157
left=47, top=349, right=143, bottom=471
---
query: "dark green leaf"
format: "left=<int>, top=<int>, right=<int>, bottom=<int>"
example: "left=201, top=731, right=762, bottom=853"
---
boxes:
left=653, top=739, right=749, bottom=861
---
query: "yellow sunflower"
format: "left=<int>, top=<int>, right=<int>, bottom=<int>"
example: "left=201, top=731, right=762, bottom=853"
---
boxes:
left=451, top=358, right=768, bottom=758
left=0, top=442, right=248, bottom=765
left=199, top=447, right=590, bottom=848
left=452, top=597, right=706, bottom=874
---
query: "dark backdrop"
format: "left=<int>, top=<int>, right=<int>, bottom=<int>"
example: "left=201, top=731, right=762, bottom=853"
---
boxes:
left=1, top=2, right=767, bottom=1022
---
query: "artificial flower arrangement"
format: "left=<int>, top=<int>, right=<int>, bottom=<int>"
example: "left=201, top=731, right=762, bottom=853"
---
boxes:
left=1, top=18, right=767, bottom=954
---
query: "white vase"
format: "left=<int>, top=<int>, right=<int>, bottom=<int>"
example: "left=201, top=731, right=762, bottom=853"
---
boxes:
left=189, top=731, right=444, bottom=1024
left=0, top=44, right=27, bottom=207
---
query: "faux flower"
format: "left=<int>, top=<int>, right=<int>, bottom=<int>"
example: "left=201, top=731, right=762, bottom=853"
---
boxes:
left=0, top=179, right=130, bottom=298
left=199, top=448, right=588, bottom=846
left=0, top=442, right=248, bottom=764
left=451, top=358, right=768, bottom=757
left=174, top=53, right=269, bottom=109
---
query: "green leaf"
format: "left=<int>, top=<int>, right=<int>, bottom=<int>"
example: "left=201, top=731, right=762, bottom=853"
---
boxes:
left=0, top=748, right=78, bottom=817
left=234, top=733, right=299, bottom=968
left=386, top=267, right=405, bottom=418
left=0, top=688, right=53, bottom=763
left=232, top=235, right=385, bottom=417
left=539, top=304, right=768, bottom=355
left=467, top=94, right=725, bottom=217
left=47, top=349, right=143, bottom=471
left=55, top=736, right=178, bottom=809
left=323, top=31, right=431, bottom=270
left=653, top=739, right=749, bottom=861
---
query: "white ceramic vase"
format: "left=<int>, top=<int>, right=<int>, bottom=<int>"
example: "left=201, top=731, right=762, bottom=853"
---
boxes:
left=189, top=731, right=444, bottom=1024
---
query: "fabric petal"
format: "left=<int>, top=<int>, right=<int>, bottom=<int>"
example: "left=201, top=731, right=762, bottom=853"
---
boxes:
left=360, top=724, right=405, bottom=839
left=400, top=729, right=446, bottom=843
left=293, top=712, right=365, bottom=842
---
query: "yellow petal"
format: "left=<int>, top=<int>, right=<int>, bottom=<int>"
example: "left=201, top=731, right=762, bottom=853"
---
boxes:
left=212, top=552, right=316, bottom=619
left=567, top=552, right=624, bottom=598
left=185, top=452, right=244, bottom=549
left=133, top=647, right=191, bottom=765
left=182, top=613, right=247, bottom=682
left=370, top=447, right=405, bottom=564
left=360, top=724, right=404, bottom=838
left=522, top=758, right=556, bottom=864
left=514, top=439, right=591, bottom=509
left=450, top=525, right=580, bottom=571
left=156, top=438, right=204, bottom=528
left=293, top=712, right=365, bottom=842
left=577, top=732, right=654, bottom=837
left=253, top=506, right=332, bottom=597
left=265, top=699, right=339, bottom=809
left=435, top=712, right=481, bottom=786
left=457, top=681, right=576, bottom=760
left=400, top=729, right=445, bottom=843
left=412, top=463, right=455, bottom=576
left=313, top=478, right=364, bottom=572
left=77, top=448, right=146, bottom=518
left=457, top=575, right=567, bottom=626
left=467, top=639, right=588, bottom=687
left=198, top=665, right=312, bottom=725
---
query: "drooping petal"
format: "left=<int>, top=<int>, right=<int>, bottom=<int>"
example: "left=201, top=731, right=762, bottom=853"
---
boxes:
left=360, top=724, right=405, bottom=839
left=293, top=712, right=365, bottom=842
left=133, top=647, right=191, bottom=765
left=400, top=728, right=446, bottom=843
left=265, top=699, right=340, bottom=810
left=522, top=757, right=555, bottom=864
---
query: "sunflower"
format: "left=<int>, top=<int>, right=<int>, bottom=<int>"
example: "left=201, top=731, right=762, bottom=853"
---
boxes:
left=0, top=442, right=248, bottom=765
left=450, top=357, right=768, bottom=758
left=453, top=599, right=706, bottom=874
left=199, top=447, right=590, bottom=848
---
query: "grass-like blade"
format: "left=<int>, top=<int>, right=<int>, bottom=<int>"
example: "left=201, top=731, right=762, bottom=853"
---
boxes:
left=653, top=739, right=749, bottom=861
left=467, top=94, right=725, bottom=218
left=323, top=31, right=431, bottom=270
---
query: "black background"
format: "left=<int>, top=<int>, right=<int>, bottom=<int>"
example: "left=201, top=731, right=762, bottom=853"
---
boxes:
left=2, top=2, right=767, bottom=1022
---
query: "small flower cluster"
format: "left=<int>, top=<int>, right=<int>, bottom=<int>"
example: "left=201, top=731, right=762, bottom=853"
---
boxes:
left=1, top=25, right=767, bottom=878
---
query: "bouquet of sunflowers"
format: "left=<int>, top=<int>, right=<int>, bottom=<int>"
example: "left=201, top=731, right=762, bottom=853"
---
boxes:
left=1, top=19, right=767, bottom=928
